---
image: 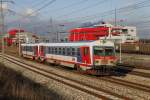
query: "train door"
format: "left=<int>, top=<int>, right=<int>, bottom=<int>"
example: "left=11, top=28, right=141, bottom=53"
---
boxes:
left=40, top=46, right=44, bottom=57
left=81, top=46, right=91, bottom=64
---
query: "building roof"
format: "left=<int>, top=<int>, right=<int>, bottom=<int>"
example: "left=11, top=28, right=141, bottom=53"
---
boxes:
left=8, top=29, right=24, bottom=35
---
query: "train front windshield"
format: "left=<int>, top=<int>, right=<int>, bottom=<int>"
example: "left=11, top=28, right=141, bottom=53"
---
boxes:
left=93, top=46, right=115, bottom=56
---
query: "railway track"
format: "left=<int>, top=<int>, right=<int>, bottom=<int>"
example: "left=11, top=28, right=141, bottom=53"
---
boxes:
left=115, top=66, right=150, bottom=78
left=100, top=77, right=150, bottom=93
left=1, top=54, right=150, bottom=99
left=117, top=62, right=150, bottom=70
left=0, top=54, right=130, bottom=100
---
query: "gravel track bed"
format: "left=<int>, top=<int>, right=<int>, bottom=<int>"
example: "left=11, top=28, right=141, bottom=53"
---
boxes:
left=4, top=54, right=150, bottom=100
left=112, top=74, right=150, bottom=87
left=1, top=58, right=100, bottom=100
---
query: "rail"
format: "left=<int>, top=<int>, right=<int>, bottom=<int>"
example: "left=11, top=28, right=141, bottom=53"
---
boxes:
left=0, top=53, right=128, bottom=100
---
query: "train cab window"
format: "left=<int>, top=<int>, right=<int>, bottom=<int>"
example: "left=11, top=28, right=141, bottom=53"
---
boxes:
left=94, top=46, right=115, bottom=56
left=94, top=46, right=104, bottom=56
left=105, top=47, right=115, bottom=56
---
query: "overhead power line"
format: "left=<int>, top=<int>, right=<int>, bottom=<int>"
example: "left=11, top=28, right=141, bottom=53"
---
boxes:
left=41, top=0, right=90, bottom=16
left=31, top=0, right=48, bottom=8
left=56, top=0, right=109, bottom=18
left=28, top=0, right=56, bottom=16
left=50, top=0, right=89, bottom=12
left=10, top=0, right=56, bottom=23
left=59, top=0, right=150, bottom=22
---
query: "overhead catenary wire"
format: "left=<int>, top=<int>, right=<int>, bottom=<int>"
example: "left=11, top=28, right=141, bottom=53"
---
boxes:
left=28, top=0, right=56, bottom=17
left=19, top=0, right=150, bottom=31
left=43, top=0, right=89, bottom=14
left=55, top=0, right=109, bottom=18
left=8, top=0, right=150, bottom=34
left=31, top=0, right=48, bottom=8
left=58, top=0, right=150, bottom=23
left=9, top=0, right=56, bottom=23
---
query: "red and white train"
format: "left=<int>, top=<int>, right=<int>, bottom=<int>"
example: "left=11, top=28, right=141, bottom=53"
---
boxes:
left=21, top=40, right=117, bottom=75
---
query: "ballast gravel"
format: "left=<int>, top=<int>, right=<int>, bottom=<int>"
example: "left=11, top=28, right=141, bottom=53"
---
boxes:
left=1, top=55, right=150, bottom=100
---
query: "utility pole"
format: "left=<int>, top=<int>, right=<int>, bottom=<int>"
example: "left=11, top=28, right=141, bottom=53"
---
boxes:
left=0, top=0, right=14, bottom=58
left=114, top=8, right=122, bottom=63
left=119, top=39, right=122, bottom=64
left=49, top=17, right=54, bottom=42
left=56, top=31, right=59, bottom=42
left=0, top=0, right=5, bottom=57
left=58, top=24, right=65, bottom=42
left=115, top=8, right=117, bottom=26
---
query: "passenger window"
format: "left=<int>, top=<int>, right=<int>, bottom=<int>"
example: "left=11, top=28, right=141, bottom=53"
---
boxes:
left=52, top=47, right=54, bottom=54
left=27, top=46, right=28, bottom=51
left=72, top=48, right=75, bottom=56
left=67, top=48, right=70, bottom=55
left=48, top=47, right=51, bottom=54
left=77, top=48, right=80, bottom=56
left=59, top=48, right=61, bottom=55
left=55, top=48, right=57, bottom=54
left=63, top=48, right=65, bottom=55
left=30, top=46, right=32, bottom=52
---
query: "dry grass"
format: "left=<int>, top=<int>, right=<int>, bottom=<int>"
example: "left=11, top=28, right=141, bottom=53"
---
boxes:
left=0, top=63, right=61, bottom=100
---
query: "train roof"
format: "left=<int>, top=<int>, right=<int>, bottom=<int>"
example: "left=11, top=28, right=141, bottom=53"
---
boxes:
left=21, top=40, right=114, bottom=47
left=45, top=41, right=113, bottom=47
left=21, top=43, right=39, bottom=46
